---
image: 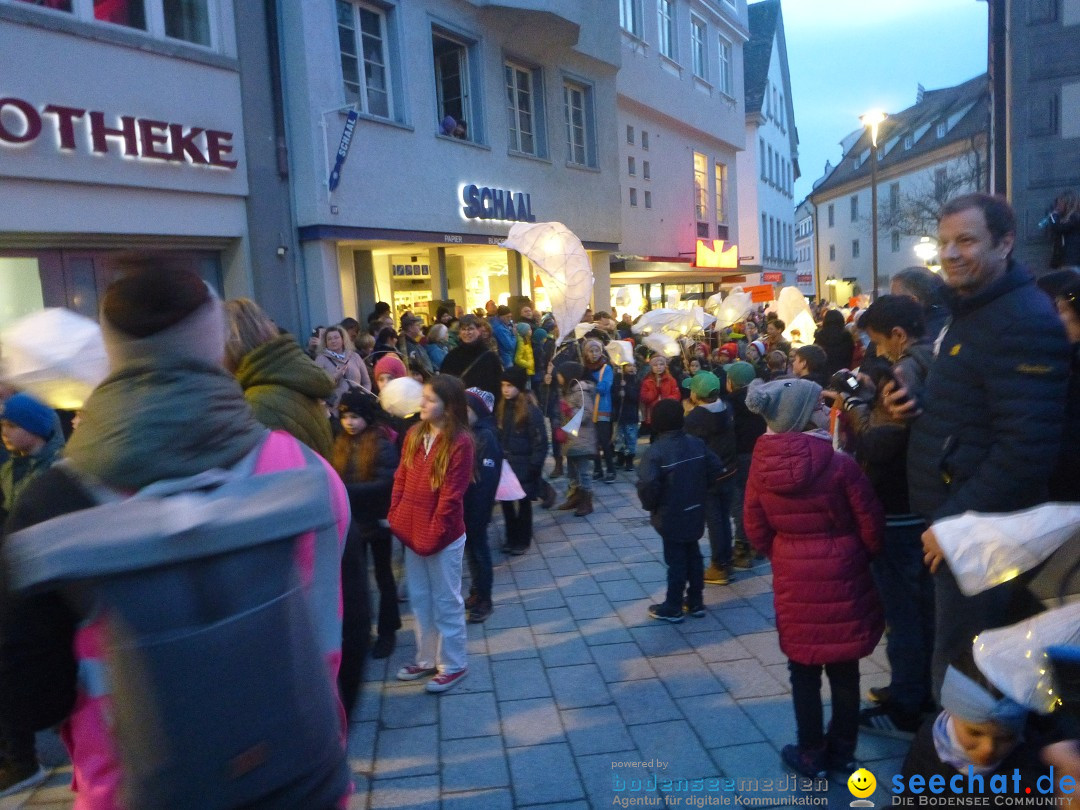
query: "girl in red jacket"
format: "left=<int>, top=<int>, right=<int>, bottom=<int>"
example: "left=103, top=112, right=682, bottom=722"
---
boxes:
left=744, top=378, right=884, bottom=779
left=388, top=375, right=475, bottom=693
left=639, top=354, right=681, bottom=441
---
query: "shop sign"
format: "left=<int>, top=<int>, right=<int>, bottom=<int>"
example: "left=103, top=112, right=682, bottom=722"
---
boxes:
left=328, top=108, right=359, bottom=192
left=694, top=239, right=738, bottom=269
left=744, top=284, right=775, bottom=303
left=0, top=96, right=237, bottom=169
left=762, top=272, right=783, bottom=283
left=393, top=264, right=430, bottom=277
left=797, top=273, right=813, bottom=284
left=461, top=184, right=536, bottom=222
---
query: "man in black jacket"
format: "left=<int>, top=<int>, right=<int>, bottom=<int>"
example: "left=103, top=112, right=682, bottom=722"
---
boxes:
left=889, top=193, right=1070, bottom=699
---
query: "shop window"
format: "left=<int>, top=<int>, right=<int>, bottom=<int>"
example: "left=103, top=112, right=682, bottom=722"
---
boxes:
left=13, top=0, right=214, bottom=47
left=433, top=30, right=479, bottom=142
left=714, top=162, right=727, bottom=224
left=506, top=60, right=544, bottom=157
left=0, top=257, right=45, bottom=333
left=563, top=79, right=596, bottom=167
left=693, top=151, right=708, bottom=220
left=629, top=187, right=638, bottom=207
left=717, top=33, right=733, bottom=96
left=644, top=190, right=652, bottom=208
left=338, top=1, right=394, bottom=120
left=691, top=15, right=707, bottom=80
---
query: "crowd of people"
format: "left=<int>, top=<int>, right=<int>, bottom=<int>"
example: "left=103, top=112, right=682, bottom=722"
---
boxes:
left=1, top=192, right=1080, bottom=803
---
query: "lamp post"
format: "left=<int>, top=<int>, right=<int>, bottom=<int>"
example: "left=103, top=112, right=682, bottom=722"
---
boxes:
left=860, top=110, right=887, bottom=299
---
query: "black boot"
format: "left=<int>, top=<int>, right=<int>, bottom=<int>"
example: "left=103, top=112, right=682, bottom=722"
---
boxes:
left=624, top=454, right=635, bottom=471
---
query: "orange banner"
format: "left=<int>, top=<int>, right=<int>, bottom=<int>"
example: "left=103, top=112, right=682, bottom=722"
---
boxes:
left=744, top=284, right=775, bottom=303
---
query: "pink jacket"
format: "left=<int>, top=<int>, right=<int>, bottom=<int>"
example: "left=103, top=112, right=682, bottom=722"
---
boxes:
left=61, top=431, right=350, bottom=809
left=744, top=431, right=884, bottom=665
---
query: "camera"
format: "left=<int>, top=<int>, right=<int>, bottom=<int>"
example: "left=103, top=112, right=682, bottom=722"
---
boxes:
left=828, top=370, right=864, bottom=397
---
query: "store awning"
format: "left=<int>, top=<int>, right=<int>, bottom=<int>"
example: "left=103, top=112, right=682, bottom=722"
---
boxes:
left=610, top=258, right=746, bottom=285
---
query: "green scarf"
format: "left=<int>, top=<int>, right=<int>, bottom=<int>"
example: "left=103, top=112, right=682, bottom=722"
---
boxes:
left=65, top=358, right=266, bottom=490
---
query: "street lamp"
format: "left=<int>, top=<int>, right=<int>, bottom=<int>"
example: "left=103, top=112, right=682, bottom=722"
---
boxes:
left=913, top=237, right=937, bottom=266
left=860, top=109, right=887, bottom=299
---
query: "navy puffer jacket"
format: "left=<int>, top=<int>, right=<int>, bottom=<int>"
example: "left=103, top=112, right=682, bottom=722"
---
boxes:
left=745, top=431, right=884, bottom=665
left=907, top=261, right=1070, bottom=521
left=637, top=431, right=725, bottom=542
left=496, top=399, right=548, bottom=499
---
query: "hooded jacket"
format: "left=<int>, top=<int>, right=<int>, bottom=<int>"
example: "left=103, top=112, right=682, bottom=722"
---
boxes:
left=463, top=411, right=502, bottom=529
left=496, top=398, right=548, bottom=499
left=236, top=334, right=334, bottom=459
left=637, top=431, right=725, bottom=541
left=745, top=431, right=884, bottom=664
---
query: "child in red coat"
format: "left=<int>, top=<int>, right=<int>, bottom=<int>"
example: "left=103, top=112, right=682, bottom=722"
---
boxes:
left=744, top=378, right=884, bottom=779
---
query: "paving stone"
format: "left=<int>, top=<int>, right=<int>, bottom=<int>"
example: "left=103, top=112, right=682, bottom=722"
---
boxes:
left=441, top=788, right=514, bottom=810
left=535, top=631, right=594, bottom=668
left=492, top=657, right=552, bottom=701
left=456, top=652, right=495, bottom=693
left=373, top=725, right=439, bottom=779
left=710, top=741, right=791, bottom=786
left=526, top=606, right=576, bottom=634
left=630, top=720, right=719, bottom=781
left=485, top=626, right=539, bottom=661
left=579, top=615, right=634, bottom=646
left=561, top=705, right=635, bottom=756
left=564, top=593, right=614, bottom=620
left=650, top=653, right=725, bottom=698
left=556, top=573, right=603, bottom=597
left=546, top=554, right=588, bottom=576
left=610, top=678, right=681, bottom=725
left=598, top=577, right=649, bottom=602
left=368, top=773, right=440, bottom=810
left=575, top=750, right=647, bottom=809
left=379, top=685, right=438, bottom=728
left=737, top=631, right=787, bottom=666
left=627, top=561, right=669, bottom=584
left=737, top=695, right=797, bottom=747
left=517, top=586, right=567, bottom=610
left=506, top=743, right=585, bottom=803
left=684, top=629, right=753, bottom=663
left=500, top=697, right=567, bottom=747
left=484, top=602, right=529, bottom=630
left=562, top=520, right=597, bottom=536
left=630, top=624, right=698, bottom=658
left=514, top=568, right=557, bottom=590
left=612, top=599, right=658, bottom=629
left=710, top=658, right=788, bottom=699
left=347, top=719, right=378, bottom=775
left=440, top=735, right=509, bottom=791
left=719, top=605, right=776, bottom=635
left=590, top=561, right=636, bottom=582
left=677, top=692, right=764, bottom=748
left=439, top=691, right=500, bottom=739
left=548, top=662, right=614, bottom=709
left=589, top=641, right=657, bottom=683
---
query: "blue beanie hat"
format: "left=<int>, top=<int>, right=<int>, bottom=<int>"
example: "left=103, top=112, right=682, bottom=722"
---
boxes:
left=1, top=393, right=55, bottom=439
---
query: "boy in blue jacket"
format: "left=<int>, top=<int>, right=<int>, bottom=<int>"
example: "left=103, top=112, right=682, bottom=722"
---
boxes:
left=637, top=399, right=725, bottom=623
left=463, top=388, right=502, bottom=623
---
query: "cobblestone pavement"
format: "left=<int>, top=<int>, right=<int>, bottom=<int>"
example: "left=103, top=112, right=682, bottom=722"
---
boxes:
left=4, top=468, right=910, bottom=809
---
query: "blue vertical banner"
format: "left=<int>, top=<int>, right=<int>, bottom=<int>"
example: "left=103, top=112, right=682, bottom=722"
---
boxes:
left=328, top=109, right=360, bottom=192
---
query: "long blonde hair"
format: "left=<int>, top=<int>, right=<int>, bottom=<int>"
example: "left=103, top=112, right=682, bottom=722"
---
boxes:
left=224, top=298, right=279, bottom=371
left=401, top=376, right=472, bottom=490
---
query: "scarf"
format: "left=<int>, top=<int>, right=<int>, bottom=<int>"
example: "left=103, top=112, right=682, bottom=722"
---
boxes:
left=324, top=349, right=348, bottom=364
left=931, top=713, right=1010, bottom=775
left=65, top=358, right=266, bottom=490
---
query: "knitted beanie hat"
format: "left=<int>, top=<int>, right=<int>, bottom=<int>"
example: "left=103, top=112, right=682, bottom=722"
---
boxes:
left=373, top=354, right=406, bottom=381
left=745, top=378, right=822, bottom=434
left=516, top=321, right=531, bottom=337
left=100, top=263, right=225, bottom=369
left=724, top=361, right=757, bottom=389
left=501, top=365, right=529, bottom=393
left=338, top=389, right=381, bottom=424
left=1, top=392, right=54, bottom=439
left=651, top=399, right=684, bottom=433
left=465, top=386, right=495, bottom=417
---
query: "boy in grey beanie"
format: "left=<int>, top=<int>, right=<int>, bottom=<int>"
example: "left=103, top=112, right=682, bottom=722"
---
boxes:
left=745, top=378, right=823, bottom=434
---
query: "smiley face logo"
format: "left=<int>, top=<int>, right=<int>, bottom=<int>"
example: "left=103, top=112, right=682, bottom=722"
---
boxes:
left=848, top=768, right=876, bottom=798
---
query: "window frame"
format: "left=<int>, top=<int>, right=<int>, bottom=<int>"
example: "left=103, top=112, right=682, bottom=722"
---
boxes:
left=714, top=161, right=727, bottom=224
left=432, top=27, right=481, bottom=142
left=562, top=78, right=595, bottom=168
left=852, top=239, right=860, bottom=259
left=690, top=14, right=707, bottom=80
left=716, top=33, right=733, bottom=96
left=657, top=0, right=676, bottom=61
left=827, top=204, right=835, bottom=228
left=628, top=155, right=636, bottom=176
left=891, top=230, right=901, bottom=253
left=644, top=189, right=652, bottom=209
left=505, top=58, right=544, bottom=157
left=693, top=151, right=708, bottom=221
left=629, top=187, right=639, bottom=207
left=7, top=0, right=221, bottom=50
left=829, top=244, right=836, bottom=261
left=338, top=1, right=394, bottom=120
left=850, top=194, right=859, bottom=222
left=642, top=160, right=651, bottom=180
left=619, top=0, right=643, bottom=36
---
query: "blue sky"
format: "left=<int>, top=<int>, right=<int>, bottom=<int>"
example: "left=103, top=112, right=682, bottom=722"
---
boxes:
left=782, top=0, right=989, bottom=203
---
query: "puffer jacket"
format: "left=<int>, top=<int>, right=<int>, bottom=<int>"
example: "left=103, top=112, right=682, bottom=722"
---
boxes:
left=236, top=335, right=334, bottom=459
left=496, top=399, right=548, bottom=499
left=637, top=431, right=725, bottom=541
left=639, top=372, right=680, bottom=427
left=907, top=260, right=1070, bottom=521
left=745, top=431, right=884, bottom=665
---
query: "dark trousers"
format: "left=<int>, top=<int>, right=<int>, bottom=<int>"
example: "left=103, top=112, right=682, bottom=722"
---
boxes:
left=501, top=497, right=533, bottom=550
left=339, top=523, right=371, bottom=717
left=871, top=522, right=934, bottom=712
left=0, top=724, right=36, bottom=767
left=729, top=452, right=753, bottom=541
left=705, top=483, right=734, bottom=567
left=661, top=534, right=703, bottom=610
left=594, top=420, right=615, bottom=475
left=788, top=659, right=860, bottom=756
left=366, top=525, right=401, bottom=638
left=548, top=417, right=563, bottom=465
left=464, top=510, right=494, bottom=601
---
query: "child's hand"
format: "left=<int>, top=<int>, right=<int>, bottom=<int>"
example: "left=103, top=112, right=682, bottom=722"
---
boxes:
left=922, top=527, right=945, bottom=573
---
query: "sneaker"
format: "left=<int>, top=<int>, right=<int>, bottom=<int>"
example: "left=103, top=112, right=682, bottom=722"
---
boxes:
left=866, top=685, right=891, bottom=704
left=0, top=760, right=46, bottom=798
left=396, top=664, right=438, bottom=681
left=648, top=603, right=685, bottom=623
left=502, top=545, right=528, bottom=556
left=592, top=469, right=604, bottom=481
left=425, top=668, right=468, bottom=693
left=468, top=600, right=494, bottom=623
left=703, top=564, right=730, bottom=585
left=730, top=544, right=752, bottom=570
left=683, top=603, right=707, bottom=618
left=780, top=744, right=827, bottom=780
left=859, top=704, right=921, bottom=738
left=603, top=471, right=617, bottom=483
left=371, top=634, right=396, bottom=659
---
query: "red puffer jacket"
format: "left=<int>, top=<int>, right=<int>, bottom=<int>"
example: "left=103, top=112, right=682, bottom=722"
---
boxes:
left=745, top=431, right=884, bottom=665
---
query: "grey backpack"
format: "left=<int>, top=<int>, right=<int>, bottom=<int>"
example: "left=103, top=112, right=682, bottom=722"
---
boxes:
left=4, top=436, right=349, bottom=809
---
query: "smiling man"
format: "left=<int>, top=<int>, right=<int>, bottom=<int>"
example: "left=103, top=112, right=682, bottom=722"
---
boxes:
left=904, top=193, right=1069, bottom=700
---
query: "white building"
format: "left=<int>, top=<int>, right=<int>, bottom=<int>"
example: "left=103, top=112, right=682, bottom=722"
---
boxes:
left=608, top=0, right=749, bottom=310
left=794, top=198, right=815, bottom=297
left=734, top=0, right=798, bottom=290
left=808, top=74, right=988, bottom=303
left=278, top=0, right=622, bottom=326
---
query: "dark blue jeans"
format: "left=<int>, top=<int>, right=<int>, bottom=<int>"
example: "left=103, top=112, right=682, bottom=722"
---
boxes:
left=729, top=452, right=753, bottom=542
left=661, top=534, right=703, bottom=609
left=705, top=482, right=734, bottom=567
left=789, top=659, right=860, bottom=755
left=464, top=512, right=494, bottom=602
left=870, top=521, right=934, bottom=712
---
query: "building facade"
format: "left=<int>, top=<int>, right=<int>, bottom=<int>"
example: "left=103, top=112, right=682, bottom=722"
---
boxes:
left=734, top=0, right=798, bottom=290
left=808, top=75, right=988, bottom=303
left=988, top=0, right=1080, bottom=273
left=609, top=0, right=749, bottom=310
left=0, top=0, right=265, bottom=334
left=793, top=197, right=814, bottom=297
left=278, top=0, right=621, bottom=327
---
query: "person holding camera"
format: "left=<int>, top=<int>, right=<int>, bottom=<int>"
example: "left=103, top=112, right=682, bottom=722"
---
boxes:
left=1043, top=190, right=1080, bottom=271
left=824, top=296, right=936, bottom=737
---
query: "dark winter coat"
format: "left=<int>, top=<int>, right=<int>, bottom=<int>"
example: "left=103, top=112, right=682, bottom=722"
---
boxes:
left=683, top=400, right=736, bottom=471
left=745, top=431, right=884, bottom=665
left=337, top=428, right=399, bottom=534
left=1049, top=212, right=1080, bottom=268
left=813, top=323, right=855, bottom=377
left=637, top=431, right=725, bottom=542
left=1051, top=343, right=1080, bottom=501
left=612, top=369, right=642, bottom=426
left=464, top=413, right=502, bottom=529
left=907, top=260, right=1070, bottom=521
left=727, top=386, right=767, bottom=456
left=496, top=399, right=548, bottom=499
left=236, top=334, right=335, bottom=459
left=440, top=340, right=503, bottom=400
